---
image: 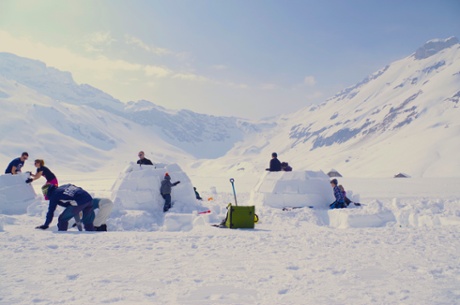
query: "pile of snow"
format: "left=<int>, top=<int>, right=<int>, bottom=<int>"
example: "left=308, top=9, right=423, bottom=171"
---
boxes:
left=249, top=170, right=334, bottom=209
left=0, top=173, right=38, bottom=214
left=110, top=162, right=207, bottom=231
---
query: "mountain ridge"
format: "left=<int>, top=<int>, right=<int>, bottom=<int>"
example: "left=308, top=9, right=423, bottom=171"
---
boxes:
left=1, top=37, right=459, bottom=177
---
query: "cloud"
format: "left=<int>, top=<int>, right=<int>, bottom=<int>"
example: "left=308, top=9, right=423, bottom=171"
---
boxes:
left=124, top=34, right=172, bottom=56
left=84, top=31, right=116, bottom=53
left=172, top=73, right=209, bottom=82
left=260, top=83, right=278, bottom=90
left=303, top=75, right=317, bottom=86
left=210, top=64, right=228, bottom=70
left=144, top=65, right=173, bottom=78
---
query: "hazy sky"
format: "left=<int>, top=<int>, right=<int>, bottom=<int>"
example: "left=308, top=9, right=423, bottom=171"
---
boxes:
left=0, top=0, right=459, bottom=119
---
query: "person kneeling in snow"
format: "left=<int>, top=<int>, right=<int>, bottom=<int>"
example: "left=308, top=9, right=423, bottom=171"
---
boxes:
left=73, top=198, right=113, bottom=231
left=329, top=179, right=346, bottom=209
left=36, top=184, right=95, bottom=231
left=160, top=173, right=180, bottom=212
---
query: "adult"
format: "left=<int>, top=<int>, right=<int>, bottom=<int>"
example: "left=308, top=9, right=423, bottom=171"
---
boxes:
left=5, top=152, right=28, bottom=174
left=329, top=179, right=346, bottom=209
left=36, top=184, right=95, bottom=231
left=160, top=173, right=180, bottom=212
left=73, top=198, right=113, bottom=231
left=266, top=152, right=282, bottom=172
left=27, top=160, right=59, bottom=199
left=137, top=151, right=153, bottom=166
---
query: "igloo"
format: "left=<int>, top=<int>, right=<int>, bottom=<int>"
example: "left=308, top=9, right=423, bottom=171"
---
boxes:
left=110, top=162, right=206, bottom=231
left=249, top=170, right=335, bottom=209
left=0, top=173, right=37, bottom=214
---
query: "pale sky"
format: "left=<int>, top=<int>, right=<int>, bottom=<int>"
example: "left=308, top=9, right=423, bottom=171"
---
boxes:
left=0, top=0, right=459, bottom=119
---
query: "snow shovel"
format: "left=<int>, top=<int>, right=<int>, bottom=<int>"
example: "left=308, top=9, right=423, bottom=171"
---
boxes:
left=225, top=178, right=257, bottom=228
left=229, top=178, right=238, bottom=206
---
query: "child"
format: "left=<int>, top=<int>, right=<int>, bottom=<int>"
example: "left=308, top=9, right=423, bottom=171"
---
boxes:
left=160, top=173, right=180, bottom=212
left=338, top=185, right=352, bottom=207
left=329, top=179, right=346, bottom=209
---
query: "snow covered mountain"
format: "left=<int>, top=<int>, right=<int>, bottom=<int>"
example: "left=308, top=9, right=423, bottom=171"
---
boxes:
left=200, top=37, right=460, bottom=178
left=0, top=52, right=269, bottom=160
left=1, top=37, right=459, bottom=179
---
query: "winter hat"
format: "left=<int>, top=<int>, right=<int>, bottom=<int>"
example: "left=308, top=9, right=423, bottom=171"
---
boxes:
left=272, top=152, right=278, bottom=158
left=165, top=173, right=169, bottom=177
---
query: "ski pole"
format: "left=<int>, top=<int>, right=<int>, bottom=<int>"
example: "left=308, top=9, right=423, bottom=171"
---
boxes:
left=229, top=178, right=238, bottom=206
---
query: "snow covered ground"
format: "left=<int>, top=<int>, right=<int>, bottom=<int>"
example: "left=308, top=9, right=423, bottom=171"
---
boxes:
left=1, top=170, right=460, bottom=305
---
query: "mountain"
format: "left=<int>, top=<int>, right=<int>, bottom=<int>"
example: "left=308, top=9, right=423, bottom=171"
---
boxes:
left=1, top=37, right=459, bottom=179
left=199, top=37, right=460, bottom=178
left=0, top=52, right=269, bottom=160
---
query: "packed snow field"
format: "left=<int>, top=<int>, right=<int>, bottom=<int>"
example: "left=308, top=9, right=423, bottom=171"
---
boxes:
left=1, top=168, right=460, bottom=305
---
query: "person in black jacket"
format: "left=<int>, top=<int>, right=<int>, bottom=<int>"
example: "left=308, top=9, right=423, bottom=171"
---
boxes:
left=160, top=173, right=180, bottom=212
left=137, top=151, right=153, bottom=166
left=266, top=152, right=282, bottom=172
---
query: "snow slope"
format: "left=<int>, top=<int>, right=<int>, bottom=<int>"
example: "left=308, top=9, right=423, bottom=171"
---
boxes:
left=197, top=37, right=460, bottom=179
left=1, top=39, right=460, bottom=304
left=0, top=52, right=268, bottom=159
left=1, top=175, right=460, bottom=304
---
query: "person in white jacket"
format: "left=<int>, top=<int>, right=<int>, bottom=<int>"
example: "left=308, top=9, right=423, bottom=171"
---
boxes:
left=73, top=198, right=114, bottom=231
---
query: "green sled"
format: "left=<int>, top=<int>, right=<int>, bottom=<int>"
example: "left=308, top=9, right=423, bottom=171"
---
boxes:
left=225, top=204, right=255, bottom=229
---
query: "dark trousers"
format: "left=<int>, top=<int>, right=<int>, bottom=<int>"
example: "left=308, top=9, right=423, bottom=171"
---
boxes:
left=57, top=201, right=95, bottom=231
left=162, top=193, right=171, bottom=212
left=329, top=201, right=346, bottom=209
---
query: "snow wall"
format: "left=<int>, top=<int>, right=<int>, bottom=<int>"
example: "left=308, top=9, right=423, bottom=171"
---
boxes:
left=110, top=162, right=208, bottom=231
left=249, top=170, right=335, bottom=209
left=0, top=172, right=37, bottom=214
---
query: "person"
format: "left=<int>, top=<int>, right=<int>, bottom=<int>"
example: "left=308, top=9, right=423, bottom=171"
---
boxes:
left=338, top=184, right=361, bottom=207
left=281, top=162, right=292, bottom=171
left=5, top=152, right=28, bottom=174
left=26, top=160, right=58, bottom=199
left=194, top=187, right=203, bottom=200
left=73, top=198, right=113, bottom=231
left=137, top=151, right=153, bottom=166
left=160, top=173, right=180, bottom=212
left=329, top=179, right=346, bottom=209
left=266, top=152, right=282, bottom=172
left=36, top=184, right=95, bottom=231
left=338, top=185, right=352, bottom=207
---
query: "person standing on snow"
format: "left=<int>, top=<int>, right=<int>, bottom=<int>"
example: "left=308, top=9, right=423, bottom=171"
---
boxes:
left=266, top=152, right=282, bottom=172
left=329, top=179, right=346, bottom=209
left=36, top=184, right=95, bottom=231
left=26, top=159, right=58, bottom=199
left=5, top=152, right=28, bottom=174
left=160, top=173, right=180, bottom=212
left=137, top=151, right=153, bottom=166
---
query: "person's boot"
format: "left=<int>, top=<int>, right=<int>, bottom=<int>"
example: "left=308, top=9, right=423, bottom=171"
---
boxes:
left=95, top=224, right=107, bottom=232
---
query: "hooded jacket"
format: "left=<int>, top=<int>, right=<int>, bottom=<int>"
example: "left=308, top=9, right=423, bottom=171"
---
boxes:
left=160, top=175, right=179, bottom=195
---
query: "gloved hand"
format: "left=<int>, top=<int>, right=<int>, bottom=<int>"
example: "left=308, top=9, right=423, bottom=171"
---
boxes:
left=25, top=178, right=33, bottom=184
left=35, top=225, right=49, bottom=230
left=174, top=181, right=181, bottom=186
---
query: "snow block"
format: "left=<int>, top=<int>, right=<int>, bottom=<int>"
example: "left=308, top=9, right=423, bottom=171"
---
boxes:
left=110, top=162, right=206, bottom=231
left=249, top=171, right=334, bottom=209
left=0, top=173, right=37, bottom=215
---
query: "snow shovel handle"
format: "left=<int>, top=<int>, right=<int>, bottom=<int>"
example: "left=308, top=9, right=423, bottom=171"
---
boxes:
left=229, top=178, right=238, bottom=206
